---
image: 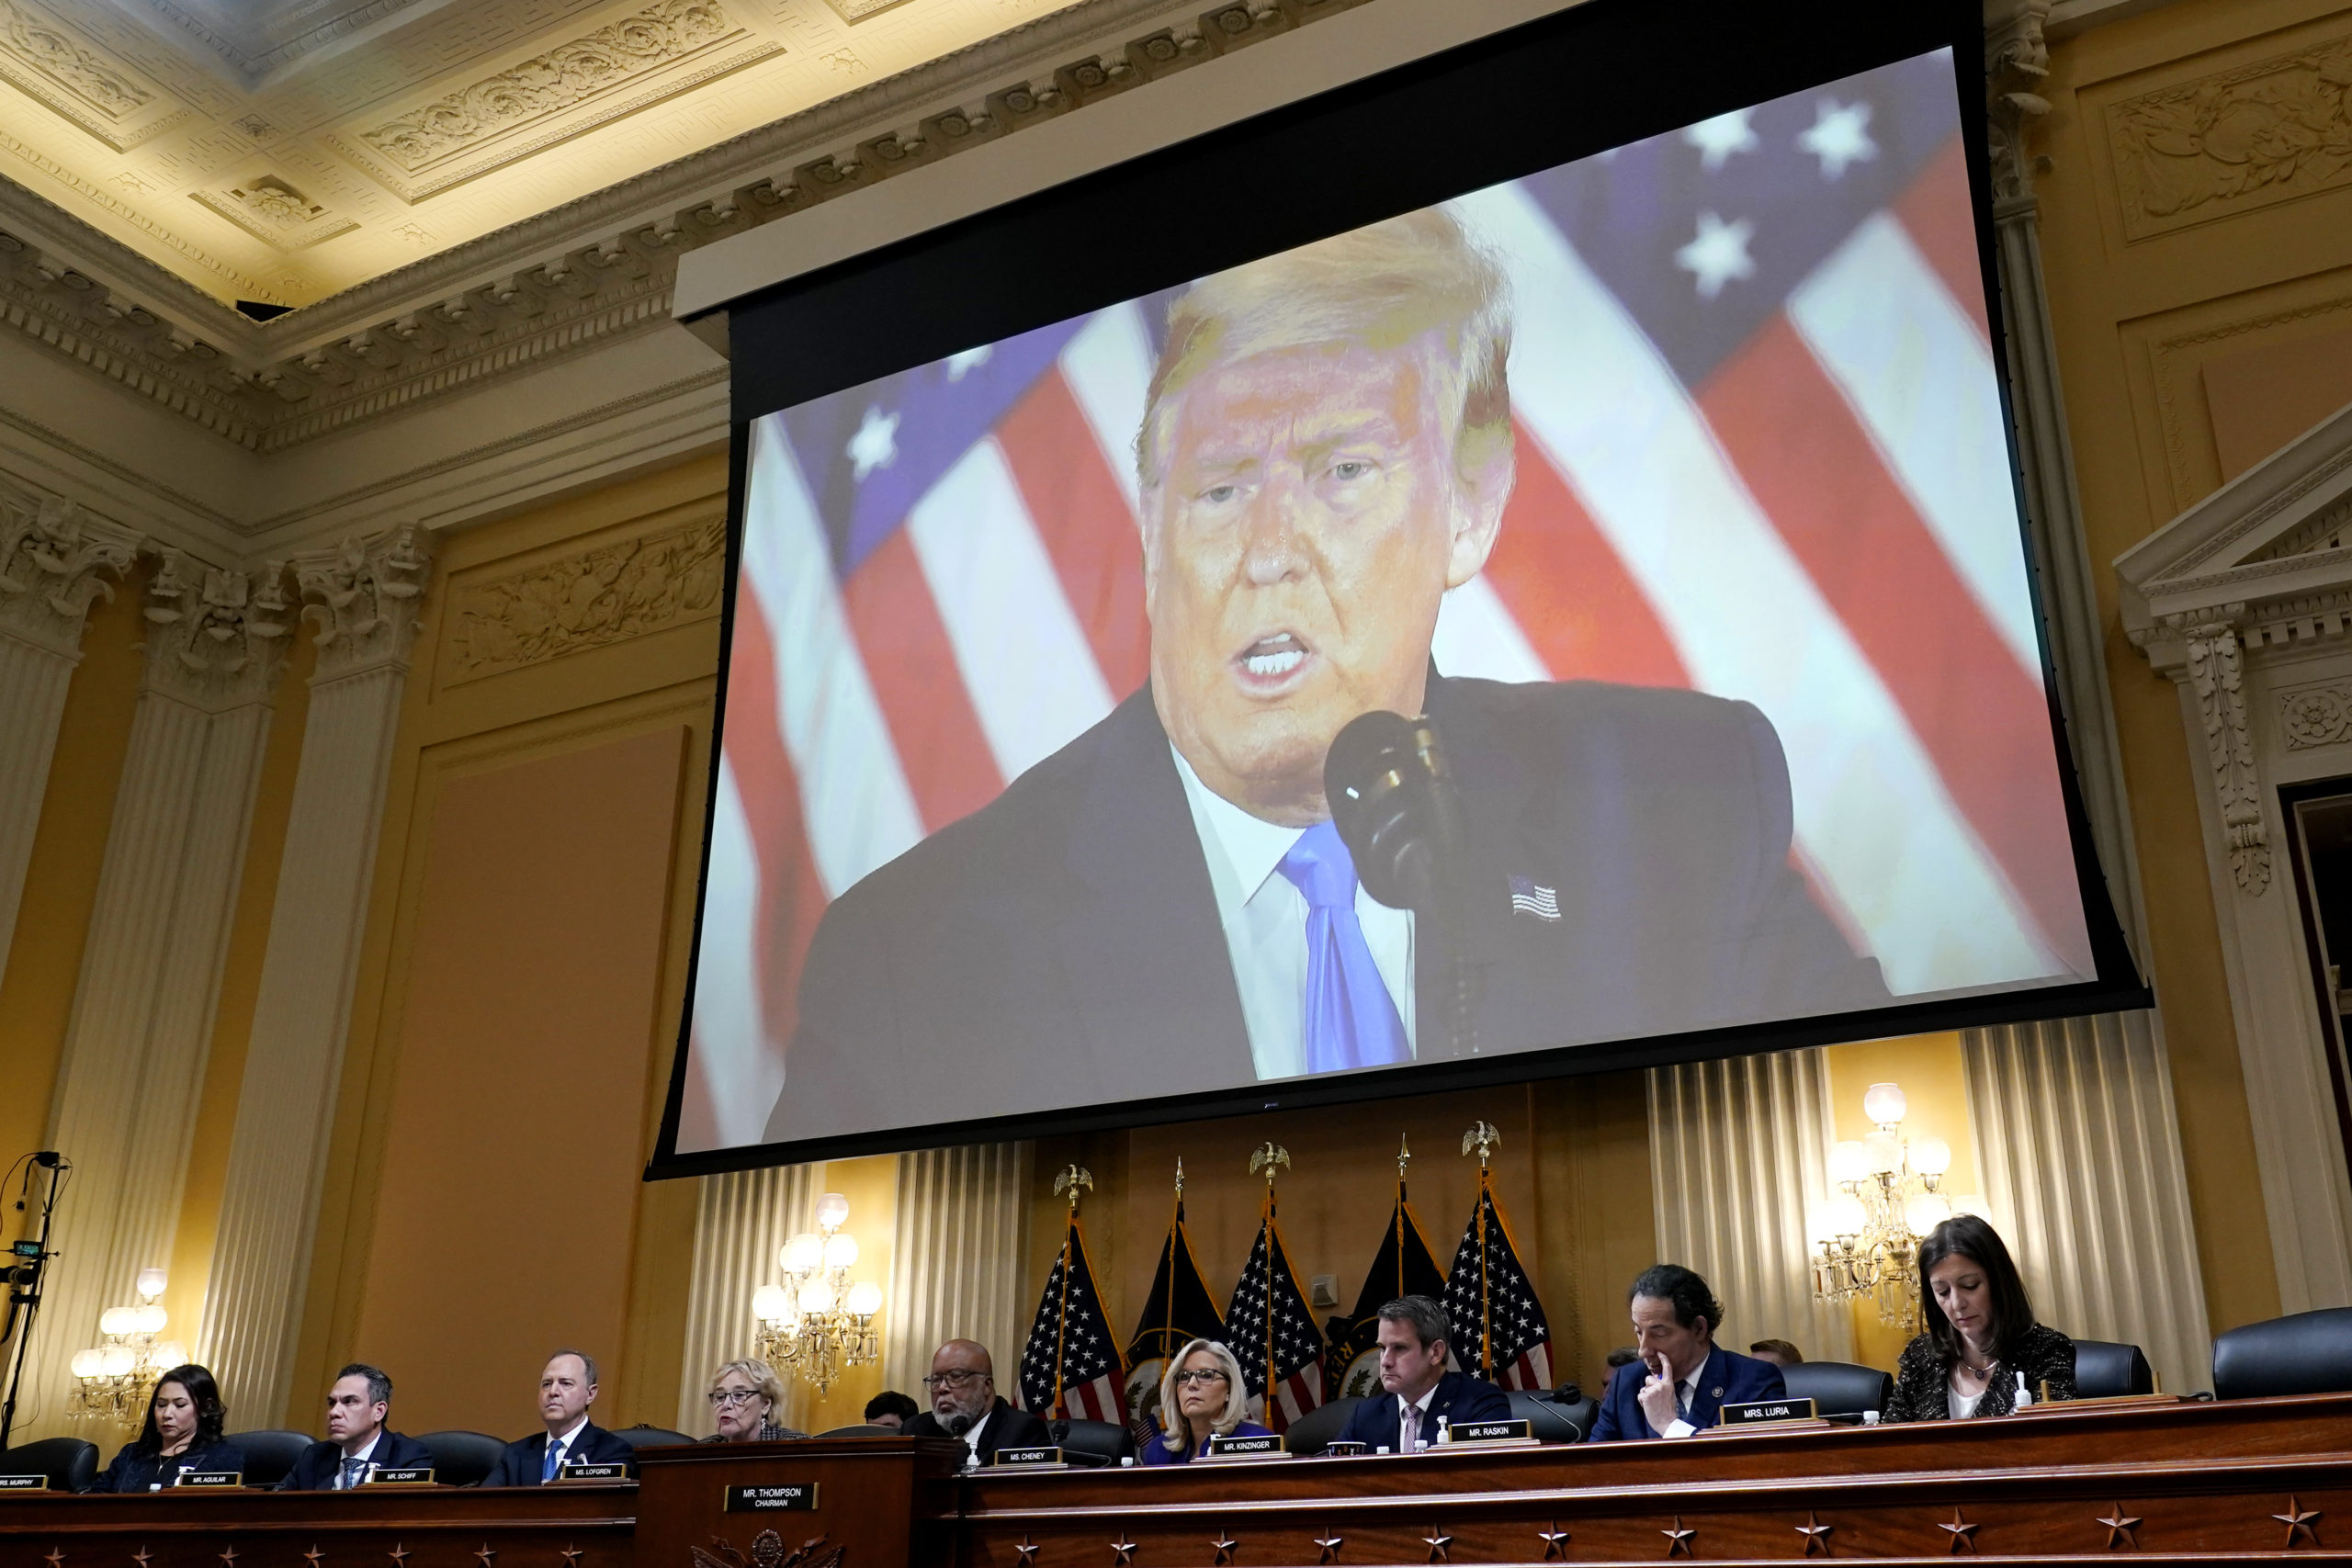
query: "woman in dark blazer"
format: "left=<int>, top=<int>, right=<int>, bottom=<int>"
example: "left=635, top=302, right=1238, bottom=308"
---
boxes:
left=91, top=1364, right=247, bottom=1491
left=1884, top=1215, right=2075, bottom=1422
left=1138, top=1339, right=1274, bottom=1464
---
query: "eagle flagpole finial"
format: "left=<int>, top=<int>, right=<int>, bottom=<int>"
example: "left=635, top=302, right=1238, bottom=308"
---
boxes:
left=1462, top=1121, right=1500, bottom=1172
left=1053, top=1164, right=1093, bottom=1214
left=1249, top=1142, right=1291, bottom=1191
left=1398, top=1134, right=1411, bottom=1180
left=1173, top=1156, right=1184, bottom=1199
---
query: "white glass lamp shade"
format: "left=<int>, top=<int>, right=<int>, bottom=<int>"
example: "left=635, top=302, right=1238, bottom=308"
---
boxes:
left=815, top=1192, right=851, bottom=1231
left=1863, top=1131, right=1904, bottom=1175
left=153, top=1340, right=187, bottom=1370
left=780, top=1233, right=824, bottom=1275
left=99, top=1346, right=136, bottom=1377
left=822, top=1232, right=859, bottom=1270
left=1912, top=1136, right=1953, bottom=1177
left=71, top=1349, right=103, bottom=1379
left=798, top=1277, right=837, bottom=1314
left=98, top=1307, right=133, bottom=1337
left=1905, top=1192, right=1952, bottom=1235
left=134, top=1304, right=168, bottom=1335
left=1828, top=1140, right=1871, bottom=1185
left=752, top=1284, right=790, bottom=1324
left=1951, top=1193, right=1991, bottom=1220
left=1825, top=1193, right=1868, bottom=1236
left=1861, top=1081, right=1908, bottom=1125
left=846, top=1280, right=883, bottom=1317
left=134, top=1268, right=168, bottom=1300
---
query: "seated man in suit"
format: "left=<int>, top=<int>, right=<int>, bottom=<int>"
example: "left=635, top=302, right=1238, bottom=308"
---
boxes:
left=1333, top=1296, right=1510, bottom=1452
left=481, top=1350, right=637, bottom=1485
left=772, top=208, right=1885, bottom=1144
left=278, top=1362, right=433, bottom=1490
left=1588, top=1265, right=1785, bottom=1440
left=899, top=1340, right=1049, bottom=1468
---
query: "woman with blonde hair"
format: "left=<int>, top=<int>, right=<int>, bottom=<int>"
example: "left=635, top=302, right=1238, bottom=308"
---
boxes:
left=700, top=1358, right=808, bottom=1443
left=1139, top=1339, right=1273, bottom=1465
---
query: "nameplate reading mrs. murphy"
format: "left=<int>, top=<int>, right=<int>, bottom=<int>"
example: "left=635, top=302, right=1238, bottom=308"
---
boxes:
left=0, top=1475, right=48, bottom=1491
left=725, top=1483, right=819, bottom=1512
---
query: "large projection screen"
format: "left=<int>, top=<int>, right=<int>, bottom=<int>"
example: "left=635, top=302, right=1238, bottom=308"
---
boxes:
left=653, top=0, right=2145, bottom=1174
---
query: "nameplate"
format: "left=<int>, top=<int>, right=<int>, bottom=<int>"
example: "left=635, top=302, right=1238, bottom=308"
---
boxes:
left=360, top=1467, right=436, bottom=1486
left=986, top=1446, right=1066, bottom=1470
left=1318, top=1441, right=1369, bottom=1458
left=555, top=1461, right=629, bottom=1483
left=1443, top=1419, right=1533, bottom=1445
left=1201, top=1433, right=1285, bottom=1461
left=1721, top=1398, right=1818, bottom=1426
left=0, top=1475, right=49, bottom=1491
left=170, top=1472, right=243, bottom=1488
left=725, top=1483, right=819, bottom=1512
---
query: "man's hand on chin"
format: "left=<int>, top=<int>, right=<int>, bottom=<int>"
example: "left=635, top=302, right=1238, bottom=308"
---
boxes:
left=1638, top=1355, right=1680, bottom=1438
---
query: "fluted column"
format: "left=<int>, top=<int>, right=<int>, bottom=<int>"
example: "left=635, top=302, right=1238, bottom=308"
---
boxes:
left=0, top=492, right=138, bottom=976
left=882, top=1145, right=1032, bottom=1394
left=675, top=1165, right=820, bottom=1433
left=22, top=554, right=292, bottom=1438
left=1648, top=1049, right=1855, bottom=1361
left=197, top=525, right=431, bottom=1424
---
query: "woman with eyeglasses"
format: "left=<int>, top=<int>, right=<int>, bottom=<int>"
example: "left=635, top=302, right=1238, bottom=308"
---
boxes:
left=91, top=1364, right=247, bottom=1492
left=700, top=1358, right=808, bottom=1444
left=1139, top=1339, right=1272, bottom=1465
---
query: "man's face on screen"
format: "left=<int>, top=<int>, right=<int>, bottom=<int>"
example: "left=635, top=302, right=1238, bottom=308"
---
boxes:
left=1144, top=338, right=1501, bottom=827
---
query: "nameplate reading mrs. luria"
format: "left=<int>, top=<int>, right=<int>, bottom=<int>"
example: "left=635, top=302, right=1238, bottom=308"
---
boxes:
left=556, top=1461, right=629, bottom=1482
left=169, top=1472, right=243, bottom=1488
left=361, top=1466, right=437, bottom=1485
left=987, top=1446, right=1066, bottom=1470
left=0, top=1475, right=48, bottom=1491
left=725, top=1483, right=819, bottom=1511
left=1444, top=1419, right=1534, bottom=1445
left=1720, top=1398, right=1819, bottom=1426
left=1202, top=1432, right=1286, bottom=1461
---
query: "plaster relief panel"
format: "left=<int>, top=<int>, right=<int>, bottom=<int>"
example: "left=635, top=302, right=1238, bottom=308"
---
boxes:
left=2280, top=677, right=2352, bottom=753
left=0, top=0, right=190, bottom=151
left=191, top=175, right=359, bottom=248
left=2103, top=21, right=2352, bottom=243
left=441, top=512, right=724, bottom=685
left=330, top=0, right=780, bottom=199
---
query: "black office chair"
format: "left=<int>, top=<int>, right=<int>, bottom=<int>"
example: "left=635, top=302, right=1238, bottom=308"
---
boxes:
left=1509, top=1386, right=1595, bottom=1442
left=2212, top=1306, right=2352, bottom=1400
left=2073, top=1340, right=2154, bottom=1398
left=612, top=1425, right=696, bottom=1450
left=1781, top=1360, right=1894, bottom=1418
left=815, top=1424, right=898, bottom=1438
left=415, top=1430, right=507, bottom=1487
left=0, top=1436, right=99, bottom=1493
left=1048, top=1417, right=1134, bottom=1468
left=1281, top=1395, right=1361, bottom=1456
left=226, top=1429, right=312, bottom=1487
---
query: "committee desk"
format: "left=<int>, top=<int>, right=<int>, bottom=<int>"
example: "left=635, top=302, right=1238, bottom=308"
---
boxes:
left=10, top=1394, right=2352, bottom=1567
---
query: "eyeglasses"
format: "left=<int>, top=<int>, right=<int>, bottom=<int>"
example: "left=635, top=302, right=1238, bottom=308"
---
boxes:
left=922, top=1370, right=988, bottom=1390
left=707, top=1389, right=765, bottom=1407
left=1172, top=1369, right=1229, bottom=1387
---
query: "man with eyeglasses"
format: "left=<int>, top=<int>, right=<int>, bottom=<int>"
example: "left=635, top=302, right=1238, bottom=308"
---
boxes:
left=899, top=1340, right=1049, bottom=1467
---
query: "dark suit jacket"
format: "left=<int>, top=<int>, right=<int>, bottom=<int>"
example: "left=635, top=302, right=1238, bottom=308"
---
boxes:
left=1333, top=1370, right=1512, bottom=1452
left=1586, top=1346, right=1786, bottom=1440
left=770, top=676, right=1886, bottom=1143
left=277, top=1428, right=434, bottom=1490
left=901, top=1397, right=1051, bottom=1464
left=91, top=1438, right=247, bottom=1493
left=481, top=1422, right=636, bottom=1486
left=1883, top=1323, right=2077, bottom=1422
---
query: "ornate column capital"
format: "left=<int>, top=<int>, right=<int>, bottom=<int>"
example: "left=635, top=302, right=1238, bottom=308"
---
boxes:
left=2165, top=606, right=2271, bottom=896
left=0, top=494, right=141, bottom=660
left=292, top=523, right=433, bottom=680
left=141, top=548, right=297, bottom=710
left=1984, top=0, right=2053, bottom=212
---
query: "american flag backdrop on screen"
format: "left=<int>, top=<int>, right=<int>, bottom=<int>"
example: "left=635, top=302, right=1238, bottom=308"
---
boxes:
left=1016, top=1216, right=1125, bottom=1423
left=1223, top=1199, right=1327, bottom=1432
left=1442, top=1183, right=1555, bottom=1393
left=682, top=47, right=2090, bottom=1151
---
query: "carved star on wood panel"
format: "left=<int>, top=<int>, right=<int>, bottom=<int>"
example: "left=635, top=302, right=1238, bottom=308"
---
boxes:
left=1014, top=1540, right=1040, bottom=1564
left=559, top=1548, right=583, bottom=1568
left=1314, top=1530, right=1343, bottom=1565
left=220, top=1547, right=240, bottom=1568
left=475, top=1547, right=497, bottom=1568
left=1662, top=1516, right=1696, bottom=1558
left=1798, top=1512, right=1834, bottom=1556
left=1421, top=1529, right=1453, bottom=1564
left=304, top=1549, right=326, bottom=1568
left=1538, top=1524, right=1569, bottom=1562
left=44, top=1550, right=64, bottom=1568
left=2098, top=1506, right=2142, bottom=1550
left=1109, top=1538, right=1136, bottom=1567
left=1939, top=1510, right=1979, bottom=1553
left=1212, top=1529, right=1238, bottom=1565
left=2276, top=1497, right=2323, bottom=1548
left=389, top=1546, right=410, bottom=1568
left=133, top=1550, right=153, bottom=1568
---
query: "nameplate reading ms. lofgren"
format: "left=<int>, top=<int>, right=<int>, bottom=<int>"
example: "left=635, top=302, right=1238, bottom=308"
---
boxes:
left=1721, top=1398, right=1818, bottom=1425
left=726, top=1483, right=819, bottom=1511
left=556, top=1461, right=630, bottom=1482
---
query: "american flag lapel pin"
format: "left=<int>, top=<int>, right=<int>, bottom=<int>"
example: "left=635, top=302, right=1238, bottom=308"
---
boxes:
left=1508, top=875, right=1561, bottom=921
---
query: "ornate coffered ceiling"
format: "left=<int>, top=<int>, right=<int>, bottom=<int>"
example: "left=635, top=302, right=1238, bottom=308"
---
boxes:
left=0, top=0, right=1091, bottom=308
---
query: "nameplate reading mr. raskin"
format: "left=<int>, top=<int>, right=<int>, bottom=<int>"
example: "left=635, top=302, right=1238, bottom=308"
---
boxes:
left=557, top=1461, right=629, bottom=1482
left=169, top=1472, right=243, bottom=1488
left=1446, top=1420, right=1532, bottom=1445
left=726, top=1483, right=819, bottom=1512
left=362, top=1467, right=436, bottom=1486
left=1722, top=1398, right=1817, bottom=1425
left=0, top=1475, right=48, bottom=1491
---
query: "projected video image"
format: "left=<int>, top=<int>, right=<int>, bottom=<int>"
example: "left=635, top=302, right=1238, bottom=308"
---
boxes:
left=682, top=48, right=2095, bottom=1154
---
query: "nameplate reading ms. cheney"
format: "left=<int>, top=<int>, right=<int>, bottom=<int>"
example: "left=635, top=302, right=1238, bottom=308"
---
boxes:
left=725, top=1484, right=819, bottom=1512
left=988, top=1447, right=1065, bottom=1469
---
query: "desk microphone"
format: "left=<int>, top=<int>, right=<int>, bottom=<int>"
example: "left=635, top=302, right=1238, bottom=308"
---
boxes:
left=945, top=1414, right=971, bottom=1437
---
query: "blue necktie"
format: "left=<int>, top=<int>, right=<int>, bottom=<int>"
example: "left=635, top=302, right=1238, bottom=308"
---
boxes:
left=541, top=1438, right=562, bottom=1483
left=1278, top=821, right=1409, bottom=1074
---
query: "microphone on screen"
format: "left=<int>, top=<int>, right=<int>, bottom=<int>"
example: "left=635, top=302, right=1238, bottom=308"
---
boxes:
left=1326, top=710, right=1483, bottom=1057
left=946, top=1414, right=972, bottom=1437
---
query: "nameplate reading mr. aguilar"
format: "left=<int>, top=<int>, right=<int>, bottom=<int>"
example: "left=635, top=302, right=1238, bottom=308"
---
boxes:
left=0, top=1475, right=48, bottom=1492
left=725, top=1484, right=819, bottom=1512
left=361, top=1467, right=436, bottom=1486
left=170, top=1472, right=243, bottom=1489
left=1721, top=1398, right=1818, bottom=1425
left=1445, top=1420, right=1533, bottom=1445
left=556, top=1461, right=630, bottom=1483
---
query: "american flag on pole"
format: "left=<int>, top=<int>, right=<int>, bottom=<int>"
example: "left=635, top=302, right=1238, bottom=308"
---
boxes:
left=682, top=46, right=2090, bottom=1152
left=1224, top=1198, right=1326, bottom=1432
left=1442, top=1182, right=1555, bottom=1393
left=1017, top=1215, right=1125, bottom=1423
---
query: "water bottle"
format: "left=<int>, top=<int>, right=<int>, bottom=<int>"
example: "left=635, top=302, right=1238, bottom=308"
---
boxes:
left=2013, top=1372, right=2033, bottom=1411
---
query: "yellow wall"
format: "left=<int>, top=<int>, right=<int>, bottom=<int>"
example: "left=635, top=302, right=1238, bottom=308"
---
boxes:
left=2033, top=0, right=2352, bottom=1332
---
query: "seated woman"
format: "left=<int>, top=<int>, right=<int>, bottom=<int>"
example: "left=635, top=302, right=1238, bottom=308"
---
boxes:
left=1885, top=1214, right=2076, bottom=1422
left=1139, top=1339, right=1273, bottom=1465
left=92, top=1365, right=246, bottom=1492
left=701, top=1358, right=808, bottom=1443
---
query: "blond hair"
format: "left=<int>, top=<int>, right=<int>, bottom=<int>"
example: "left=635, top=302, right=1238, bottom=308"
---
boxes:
left=709, top=1358, right=786, bottom=1413
left=1156, top=1338, right=1251, bottom=1450
left=1136, top=207, right=1512, bottom=497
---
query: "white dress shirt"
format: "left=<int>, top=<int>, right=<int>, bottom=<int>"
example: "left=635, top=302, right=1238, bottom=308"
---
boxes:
left=1171, top=747, right=1416, bottom=1080
left=545, top=1416, right=590, bottom=1472
left=1658, top=1362, right=1705, bottom=1438
left=335, top=1431, right=383, bottom=1488
left=1396, top=1382, right=1441, bottom=1450
left=959, top=1409, right=991, bottom=1469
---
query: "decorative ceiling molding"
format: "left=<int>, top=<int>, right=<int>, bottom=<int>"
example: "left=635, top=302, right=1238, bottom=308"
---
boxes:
left=0, top=0, right=191, bottom=152
left=191, top=175, right=358, bottom=250
left=138, top=0, right=439, bottom=86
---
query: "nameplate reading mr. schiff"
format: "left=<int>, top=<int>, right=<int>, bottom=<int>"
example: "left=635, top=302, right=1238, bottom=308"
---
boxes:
left=0, top=1475, right=48, bottom=1491
left=725, top=1483, right=818, bottom=1512
left=169, top=1472, right=243, bottom=1488
left=987, top=1446, right=1065, bottom=1470
left=1721, top=1398, right=1818, bottom=1426
left=556, top=1461, right=629, bottom=1483
left=361, top=1467, right=436, bottom=1486
left=1203, top=1432, right=1285, bottom=1461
